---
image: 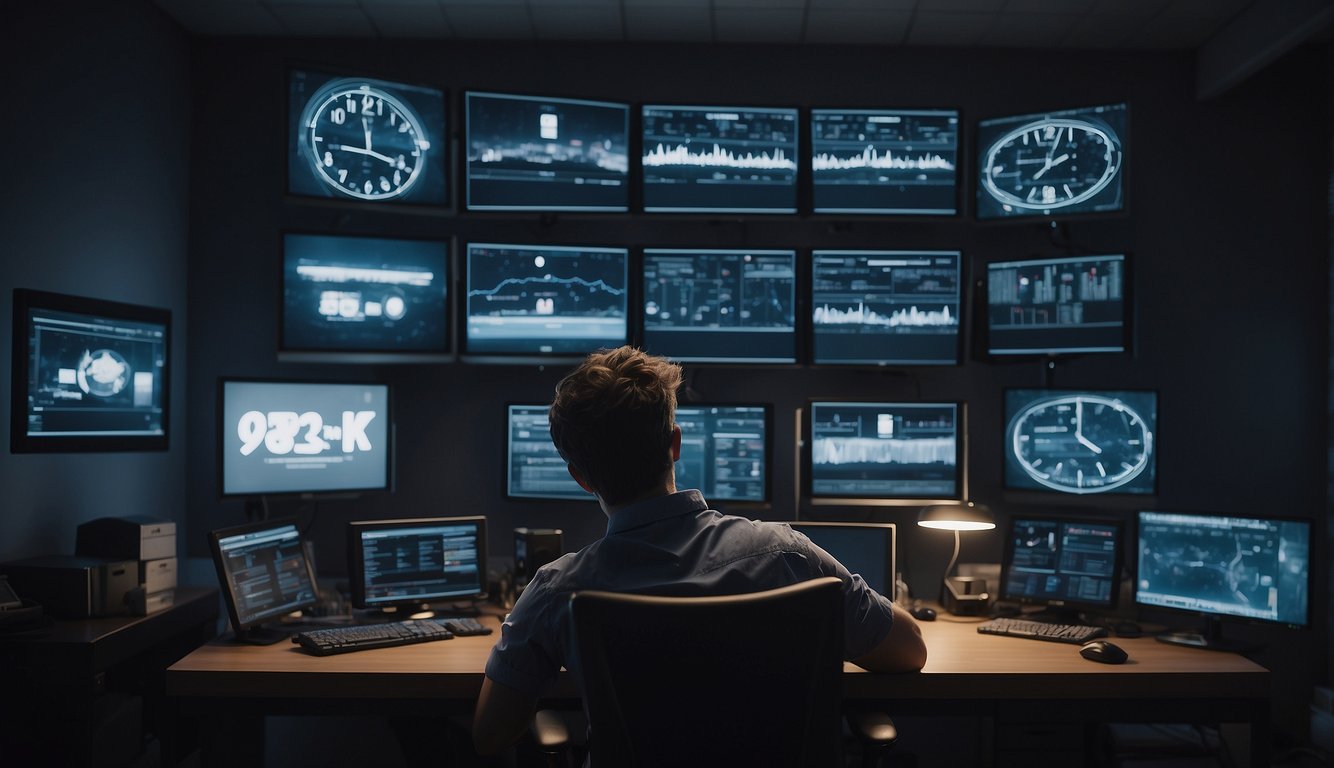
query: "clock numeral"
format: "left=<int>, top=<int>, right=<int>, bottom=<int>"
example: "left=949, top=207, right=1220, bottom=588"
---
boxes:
left=389, top=112, right=397, bottom=126
left=396, top=155, right=406, bottom=170
left=379, top=177, right=391, bottom=192
left=362, top=94, right=376, bottom=113
left=345, top=98, right=358, bottom=114
left=375, top=98, right=383, bottom=116
left=338, top=169, right=348, bottom=183
left=398, top=121, right=411, bottom=134
left=393, top=170, right=402, bottom=186
left=331, top=107, right=346, bottom=125
left=323, top=151, right=334, bottom=167
left=363, top=180, right=373, bottom=195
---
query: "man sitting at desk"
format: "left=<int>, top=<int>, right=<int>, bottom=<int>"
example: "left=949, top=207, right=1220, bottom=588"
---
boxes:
left=473, top=345, right=927, bottom=755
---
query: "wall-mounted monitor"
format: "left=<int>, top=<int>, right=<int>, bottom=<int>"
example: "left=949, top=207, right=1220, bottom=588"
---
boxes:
left=642, top=249, right=797, bottom=364
left=985, top=254, right=1128, bottom=357
left=287, top=69, right=446, bottom=206
left=463, top=243, right=629, bottom=360
left=12, top=289, right=169, bottom=453
left=811, top=108, right=959, bottom=215
left=1000, top=515, right=1123, bottom=621
left=804, top=401, right=963, bottom=505
left=465, top=91, right=629, bottom=212
left=674, top=404, right=771, bottom=503
left=811, top=251, right=962, bottom=366
left=507, top=404, right=592, bottom=501
left=642, top=105, right=799, bottom=213
left=208, top=518, right=319, bottom=643
left=348, top=516, right=488, bottom=610
left=219, top=379, right=392, bottom=498
left=280, top=233, right=449, bottom=363
left=1004, top=389, right=1156, bottom=496
left=976, top=102, right=1126, bottom=220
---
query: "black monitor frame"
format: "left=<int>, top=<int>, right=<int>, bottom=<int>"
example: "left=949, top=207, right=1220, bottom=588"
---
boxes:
left=980, top=253, right=1132, bottom=359
left=347, top=515, right=489, bottom=611
left=503, top=402, right=595, bottom=503
left=998, top=513, right=1124, bottom=620
left=788, top=521, right=898, bottom=601
left=11, top=288, right=171, bottom=453
left=208, top=517, right=320, bottom=643
left=673, top=401, right=774, bottom=507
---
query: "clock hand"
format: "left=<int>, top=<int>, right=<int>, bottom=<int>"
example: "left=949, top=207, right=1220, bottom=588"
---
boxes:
left=363, top=116, right=372, bottom=152
left=1075, top=432, right=1103, bottom=454
left=1048, top=153, right=1070, bottom=167
left=339, top=145, right=396, bottom=165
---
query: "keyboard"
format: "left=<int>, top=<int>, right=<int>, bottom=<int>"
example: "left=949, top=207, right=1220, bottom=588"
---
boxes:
left=435, top=616, right=493, bottom=636
left=293, top=619, right=454, bottom=656
left=977, top=617, right=1109, bottom=645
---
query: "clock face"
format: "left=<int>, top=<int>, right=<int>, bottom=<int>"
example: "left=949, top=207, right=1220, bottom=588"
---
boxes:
left=302, top=81, right=430, bottom=201
left=982, top=118, right=1121, bottom=213
left=1006, top=392, right=1154, bottom=495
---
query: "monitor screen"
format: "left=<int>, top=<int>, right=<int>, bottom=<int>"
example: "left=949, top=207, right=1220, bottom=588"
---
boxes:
left=507, top=404, right=592, bottom=501
left=219, top=380, right=392, bottom=497
left=464, top=243, right=629, bottom=358
left=642, top=105, right=799, bottom=213
left=209, top=519, right=319, bottom=633
left=287, top=69, right=446, bottom=206
left=811, top=108, right=959, bottom=215
left=465, top=91, right=629, bottom=211
left=348, top=516, right=487, bottom=609
left=1004, top=389, right=1156, bottom=496
left=806, top=401, right=962, bottom=503
left=11, top=289, right=169, bottom=453
left=788, top=521, right=897, bottom=599
left=811, top=251, right=962, bottom=366
left=642, top=249, right=797, bottom=364
left=976, top=102, right=1126, bottom=220
left=986, top=254, right=1128, bottom=356
left=674, top=404, right=770, bottom=503
left=280, top=233, right=449, bottom=363
left=1000, top=516, right=1122, bottom=611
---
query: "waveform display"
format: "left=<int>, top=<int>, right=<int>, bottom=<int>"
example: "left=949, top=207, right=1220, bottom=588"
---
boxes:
left=808, top=402, right=960, bottom=499
left=643, top=144, right=797, bottom=171
left=812, top=148, right=953, bottom=172
left=811, top=109, right=958, bottom=214
left=812, top=437, right=956, bottom=466
left=987, top=255, right=1127, bottom=356
left=812, top=303, right=955, bottom=327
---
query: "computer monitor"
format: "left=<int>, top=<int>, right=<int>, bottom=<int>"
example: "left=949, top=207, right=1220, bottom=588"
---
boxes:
left=280, top=233, right=450, bottom=363
left=788, top=521, right=897, bottom=600
left=348, top=516, right=487, bottom=612
left=506, top=404, right=593, bottom=501
left=1136, top=511, right=1311, bottom=650
left=1004, top=389, right=1156, bottom=496
left=209, top=518, right=320, bottom=644
left=1000, top=515, right=1123, bottom=622
left=985, top=254, right=1129, bottom=356
left=810, top=251, right=962, bottom=366
left=804, top=401, right=963, bottom=505
left=642, top=249, right=797, bottom=364
left=219, top=379, right=392, bottom=498
left=287, top=69, right=447, bottom=206
left=976, top=102, right=1126, bottom=220
left=642, top=105, right=799, bottom=213
left=463, top=243, right=629, bottom=360
left=11, top=289, right=170, bottom=453
left=810, top=108, right=959, bottom=215
left=674, top=404, right=771, bottom=504
left=465, top=91, right=629, bottom=212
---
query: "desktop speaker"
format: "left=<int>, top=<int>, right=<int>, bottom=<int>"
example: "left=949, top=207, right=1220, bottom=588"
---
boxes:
left=514, top=528, right=563, bottom=592
left=944, top=576, right=989, bottom=616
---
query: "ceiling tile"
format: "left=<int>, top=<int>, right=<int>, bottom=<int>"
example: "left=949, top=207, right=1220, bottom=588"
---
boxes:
left=906, top=10, right=994, bottom=46
left=437, top=0, right=524, bottom=5
left=714, top=0, right=805, bottom=8
left=1089, top=0, right=1167, bottom=14
left=1127, top=12, right=1220, bottom=48
left=1005, top=0, right=1095, bottom=13
left=624, top=5, right=713, bottom=41
left=1059, top=13, right=1147, bottom=48
left=266, top=4, right=375, bottom=35
left=362, top=3, right=452, bottom=37
left=266, top=0, right=358, bottom=6
left=915, top=0, right=1005, bottom=12
left=529, top=5, right=623, bottom=40
left=154, top=0, right=287, bottom=35
left=1163, top=0, right=1248, bottom=19
left=713, top=8, right=805, bottom=43
left=621, top=0, right=708, bottom=5
left=804, top=9, right=912, bottom=44
left=984, top=12, right=1076, bottom=48
left=807, top=0, right=916, bottom=8
left=444, top=4, right=536, bottom=38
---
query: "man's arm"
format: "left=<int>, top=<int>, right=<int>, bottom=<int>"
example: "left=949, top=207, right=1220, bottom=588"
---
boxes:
left=850, top=602, right=927, bottom=672
left=473, top=675, right=538, bottom=755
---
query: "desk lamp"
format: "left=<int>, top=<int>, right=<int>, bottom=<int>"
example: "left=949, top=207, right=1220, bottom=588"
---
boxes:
left=917, top=502, right=995, bottom=615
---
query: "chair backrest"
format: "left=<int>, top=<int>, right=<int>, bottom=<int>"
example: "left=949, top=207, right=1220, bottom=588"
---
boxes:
left=569, top=576, right=844, bottom=767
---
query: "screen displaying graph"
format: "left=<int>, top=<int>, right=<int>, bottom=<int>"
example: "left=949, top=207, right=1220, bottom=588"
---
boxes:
left=642, top=249, right=797, bottom=363
left=464, top=244, right=628, bottom=356
left=811, top=251, right=961, bottom=366
left=807, top=401, right=961, bottom=500
left=811, top=108, right=959, bottom=215
left=674, top=405, right=769, bottom=502
left=987, top=254, right=1127, bottom=356
left=642, top=105, right=798, bottom=213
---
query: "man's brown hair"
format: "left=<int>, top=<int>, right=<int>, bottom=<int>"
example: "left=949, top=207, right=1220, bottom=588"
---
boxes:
left=548, top=346, right=683, bottom=506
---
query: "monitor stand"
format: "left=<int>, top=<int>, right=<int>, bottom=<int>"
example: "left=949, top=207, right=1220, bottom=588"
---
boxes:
left=1023, top=605, right=1087, bottom=625
left=232, top=625, right=291, bottom=645
left=1155, top=616, right=1260, bottom=653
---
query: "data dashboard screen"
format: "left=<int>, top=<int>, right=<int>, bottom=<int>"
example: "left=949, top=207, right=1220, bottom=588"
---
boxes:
left=811, top=108, right=958, bottom=215
left=1004, top=389, right=1155, bottom=495
left=507, top=404, right=592, bottom=500
left=465, top=92, right=629, bottom=211
left=807, top=402, right=961, bottom=501
left=211, top=521, right=318, bottom=629
left=987, top=254, right=1126, bottom=356
left=1001, top=517, right=1121, bottom=609
left=350, top=517, right=486, bottom=608
left=642, top=105, right=798, bottom=213
left=464, top=244, right=628, bottom=357
left=642, top=249, right=797, bottom=363
left=811, top=251, right=961, bottom=366
left=674, top=405, right=769, bottom=502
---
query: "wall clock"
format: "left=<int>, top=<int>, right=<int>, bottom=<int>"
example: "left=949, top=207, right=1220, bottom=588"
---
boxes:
left=1007, top=392, right=1152, bottom=494
left=301, top=80, right=431, bottom=201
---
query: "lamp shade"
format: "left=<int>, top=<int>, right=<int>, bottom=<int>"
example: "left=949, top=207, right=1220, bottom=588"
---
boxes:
left=917, top=501, right=995, bottom=531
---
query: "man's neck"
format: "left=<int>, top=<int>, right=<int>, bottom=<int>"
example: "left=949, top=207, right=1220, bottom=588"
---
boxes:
left=600, top=479, right=677, bottom=518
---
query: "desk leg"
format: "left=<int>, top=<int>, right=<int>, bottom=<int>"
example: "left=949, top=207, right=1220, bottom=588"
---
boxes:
left=199, top=711, right=265, bottom=768
left=1220, top=702, right=1270, bottom=768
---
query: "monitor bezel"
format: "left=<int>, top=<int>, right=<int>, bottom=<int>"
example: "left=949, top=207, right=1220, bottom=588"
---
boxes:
left=347, top=515, right=489, bottom=610
left=11, top=288, right=171, bottom=453
left=208, top=516, right=320, bottom=633
left=216, top=377, right=395, bottom=499
left=981, top=252, right=1133, bottom=359
left=788, top=520, right=898, bottom=601
left=503, top=402, right=596, bottom=503
left=998, top=513, right=1125, bottom=613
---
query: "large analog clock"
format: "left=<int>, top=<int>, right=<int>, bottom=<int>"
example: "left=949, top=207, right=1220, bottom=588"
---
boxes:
left=301, top=80, right=431, bottom=201
left=1007, top=393, right=1153, bottom=494
left=981, top=117, right=1122, bottom=213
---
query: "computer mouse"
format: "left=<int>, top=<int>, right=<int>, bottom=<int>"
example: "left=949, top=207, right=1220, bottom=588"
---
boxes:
left=909, top=606, right=936, bottom=621
left=1079, top=640, right=1128, bottom=664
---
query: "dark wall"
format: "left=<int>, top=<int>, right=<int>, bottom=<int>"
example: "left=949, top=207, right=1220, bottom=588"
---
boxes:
left=1, top=1, right=191, bottom=563
left=186, top=39, right=1329, bottom=732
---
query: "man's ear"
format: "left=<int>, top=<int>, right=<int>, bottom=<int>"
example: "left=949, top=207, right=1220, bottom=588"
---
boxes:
left=567, top=463, right=595, bottom=494
left=670, top=424, right=682, bottom=461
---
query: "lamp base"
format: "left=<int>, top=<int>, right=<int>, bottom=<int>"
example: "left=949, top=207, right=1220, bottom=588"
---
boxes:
left=943, top=576, right=989, bottom=616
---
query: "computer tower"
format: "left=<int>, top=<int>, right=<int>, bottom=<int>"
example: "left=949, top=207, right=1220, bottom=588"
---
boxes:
left=514, top=528, right=563, bottom=592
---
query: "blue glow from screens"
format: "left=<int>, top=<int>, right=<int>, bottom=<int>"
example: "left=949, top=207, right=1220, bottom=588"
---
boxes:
left=355, top=519, right=485, bottom=605
left=811, top=108, right=959, bottom=215
left=465, top=244, right=628, bottom=356
left=790, top=523, right=895, bottom=597
left=1136, top=511, right=1310, bottom=627
left=809, top=402, right=960, bottom=500
left=465, top=92, right=629, bottom=211
left=215, top=523, right=317, bottom=628
left=507, top=404, right=591, bottom=500
left=288, top=70, right=447, bottom=206
left=811, top=251, right=961, bottom=366
left=987, top=254, right=1126, bottom=356
left=1004, top=389, right=1156, bottom=495
left=1002, top=518, right=1120, bottom=608
left=642, top=249, right=796, bottom=363
left=282, top=234, right=448, bottom=357
left=674, top=405, right=768, bottom=502
left=642, top=105, right=799, bottom=213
